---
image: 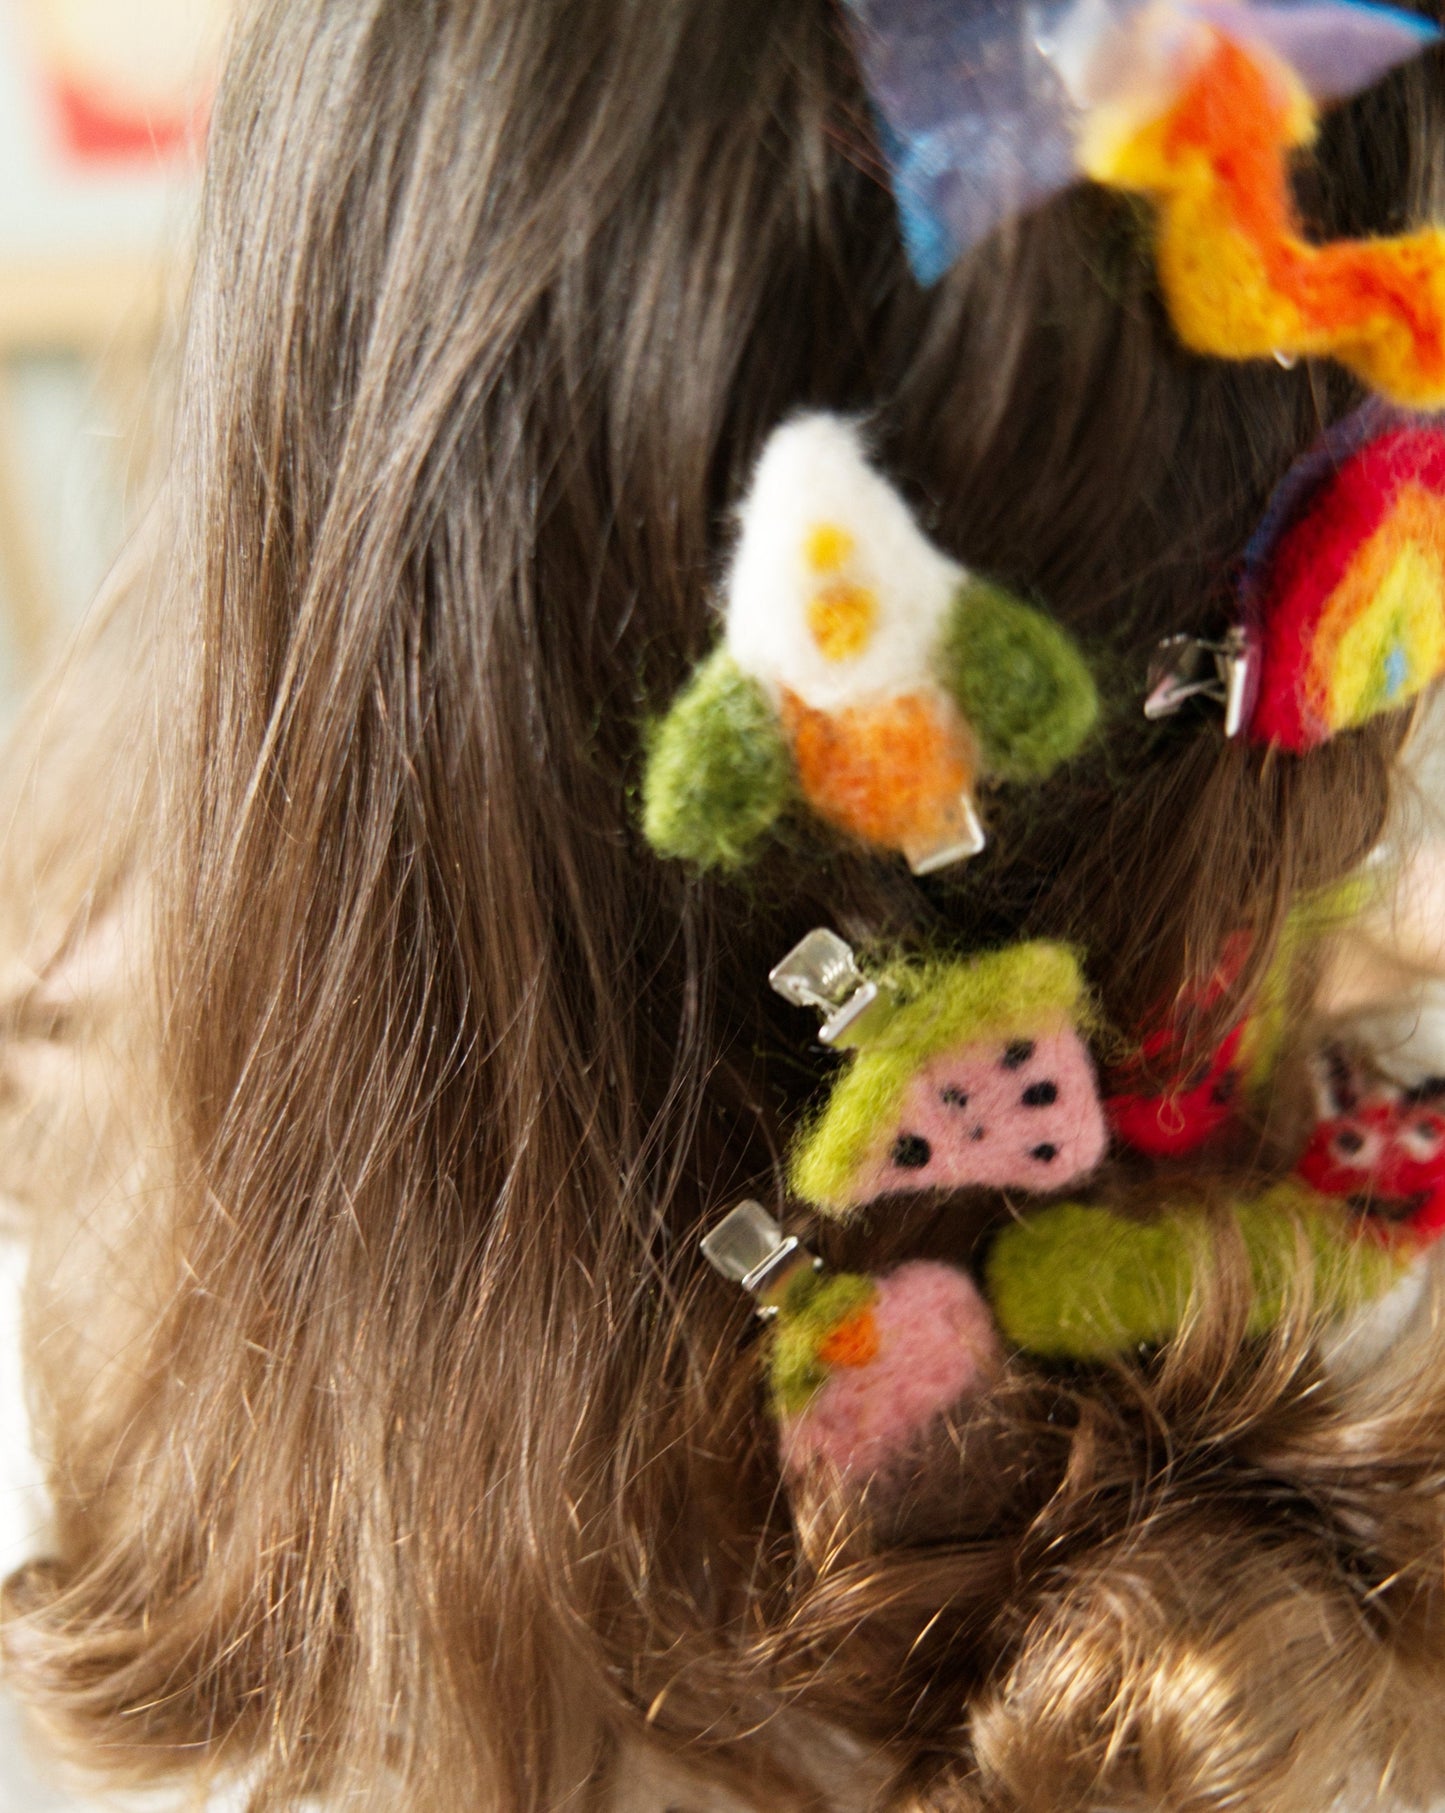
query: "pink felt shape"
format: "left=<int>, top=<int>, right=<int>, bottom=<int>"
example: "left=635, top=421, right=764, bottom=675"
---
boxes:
left=854, top=1027, right=1107, bottom=1202
left=780, top=1261, right=1001, bottom=1479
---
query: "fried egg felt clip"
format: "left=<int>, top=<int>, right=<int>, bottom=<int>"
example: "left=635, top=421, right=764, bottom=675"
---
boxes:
left=641, top=415, right=1098, bottom=876
left=790, top=940, right=1108, bottom=1216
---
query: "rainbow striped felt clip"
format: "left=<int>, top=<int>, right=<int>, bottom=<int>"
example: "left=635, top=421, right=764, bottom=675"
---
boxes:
left=1147, top=411, right=1445, bottom=751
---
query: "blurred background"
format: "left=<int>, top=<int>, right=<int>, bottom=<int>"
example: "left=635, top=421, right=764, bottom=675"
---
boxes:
left=0, top=4, right=228, bottom=1806
left=0, top=0, right=225, bottom=725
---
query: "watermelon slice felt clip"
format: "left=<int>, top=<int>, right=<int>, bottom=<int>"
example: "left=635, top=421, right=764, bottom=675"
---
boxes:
left=772, top=932, right=1109, bottom=1216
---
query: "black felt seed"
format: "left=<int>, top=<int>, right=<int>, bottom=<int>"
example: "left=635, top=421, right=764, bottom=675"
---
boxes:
left=1030, top=1143, right=1059, bottom=1163
left=892, top=1133, right=932, bottom=1170
left=1022, top=1080, right=1058, bottom=1107
left=941, top=1086, right=970, bottom=1108
left=1003, top=1040, right=1035, bottom=1069
left=1335, top=1129, right=1366, bottom=1155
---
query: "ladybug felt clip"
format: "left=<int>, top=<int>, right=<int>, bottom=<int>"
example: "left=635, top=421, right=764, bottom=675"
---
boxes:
left=1105, top=936, right=1250, bottom=1159
left=1295, top=1045, right=1445, bottom=1246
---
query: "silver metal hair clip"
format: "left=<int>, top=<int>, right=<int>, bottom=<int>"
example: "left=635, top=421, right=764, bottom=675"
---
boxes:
left=1144, top=628, right=1255, bottom=738
left=903, top=797, right=988, bottom=876
left=700, top=1201, right=821, bottom=1318
left=767, top=928, right=891, bottom=1047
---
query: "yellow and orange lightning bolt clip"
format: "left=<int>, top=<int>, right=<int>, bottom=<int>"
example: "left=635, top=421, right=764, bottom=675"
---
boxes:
left=1084, top=17, right=1445, bottom=406
left=846, top=0, right=1445, bottom=404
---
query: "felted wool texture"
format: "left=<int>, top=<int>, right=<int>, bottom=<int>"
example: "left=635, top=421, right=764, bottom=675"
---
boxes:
left=1245, top=426, right=1445, bottom=750
left=850, top=1022, right=1107, bottom=1203
left=780, top=684, right=978, bottom=858
left=641, top=647, right=795, bottom=871
left=986, top=1184, right=1407, bottom=1362
left=1294, top=1056, right=1445, bottom=1246
left=778, top=1261, right=1001, bottom=1480
left=723, top=413, right=965, bottom=714
left=1093, top=35, right=1445, bottom=408
left=1321, top=1251, right=1433, bottom=1382
left=939, top=580, right=1099, bottom=780
left=1105, top=931, right=1252, bottom=1156
left=769, top=1269, right=879, bottom=1416
left=1106, top=1021, right=1245, bottom=1157
left=789, top=941, right=1101, bottom=1215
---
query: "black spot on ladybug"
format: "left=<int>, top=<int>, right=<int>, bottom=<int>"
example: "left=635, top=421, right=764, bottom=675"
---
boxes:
left=941, top=1086, right=970, bottom=1108
left=1210, top=1069, right=1238, bottom=1106
left=1022, top=1080, right=1058, bottom=1107
left=1030, top=1143, right=1059, bottom=1164
left=1335, top=1129, right=1366, bottom=1155
left=892, top=1133, right=932, bottom=1170
left=1003, top=1040, right=1035, bottom=1070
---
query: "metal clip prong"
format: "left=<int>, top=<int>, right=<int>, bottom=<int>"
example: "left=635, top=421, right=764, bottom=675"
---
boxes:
left=903, top=794, right=988, bottom=876
left=1144, top=628, right=1254, bottom=738
left=768, top=928, right=889, bottom=1047
left=700, top=1201, right=820, bottom=1317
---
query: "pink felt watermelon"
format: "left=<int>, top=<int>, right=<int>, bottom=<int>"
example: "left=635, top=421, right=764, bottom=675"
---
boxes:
left=853, top=1026, right=1107, bottom=1201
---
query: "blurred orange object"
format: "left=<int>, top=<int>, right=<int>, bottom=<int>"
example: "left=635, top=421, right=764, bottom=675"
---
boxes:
left=22, top=0, right=228, bottom=165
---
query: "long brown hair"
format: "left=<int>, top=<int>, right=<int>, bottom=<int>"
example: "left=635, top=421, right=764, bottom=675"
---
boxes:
left=4, top=1, right=1445, bottom=1807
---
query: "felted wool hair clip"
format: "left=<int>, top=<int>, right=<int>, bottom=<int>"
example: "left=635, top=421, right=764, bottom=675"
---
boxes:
left=1105, top=933, right=1251, bottom=1157
left=984, top=1182, right=1406, bottom=1361
left=701, top=1200, right=1000, bottom=1481
left=642, top=414, right=1098, bottom=876
left=1295, top=1043, right=1445, bottom=1246
left=847, top=0, right=1445, bottom=405
left=1147, top=412, right=1445, bottom=750
left=1087, top=20, right=1445, bottom=406
left=770, top=930, right=1108, bottom=1214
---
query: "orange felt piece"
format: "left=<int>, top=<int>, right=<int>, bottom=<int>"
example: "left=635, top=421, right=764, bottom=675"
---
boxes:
left=817, top=1310, right=882, bottom=1370
left=1094, top=35, right=1445, bottom=407
left=781, top=688, right=977, bottom=856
